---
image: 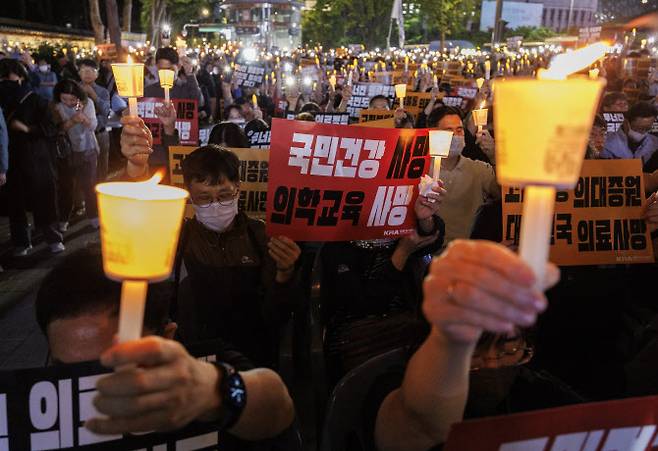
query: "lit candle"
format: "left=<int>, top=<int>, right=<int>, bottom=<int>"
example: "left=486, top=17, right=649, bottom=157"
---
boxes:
left=395, top=83, right=407, bottom=109
left=405, top=56, right=409, bottom=72
left=96, top=173, right=189, bottom=342
left=472, top=101, right=488, bottom=133
left=589, top=68, right=600, bottom=80
left=494, top=42, right=607, bottom=289
left=485, top=60, right=491, bottom=80
left=158, top=69, right=175, bottom=104
left=476, top=77, right=485, bottom=90
left=329, top=74, right=337, bottom=89
left=112, top=56, right=144, bottom=117
left=252, top=94, right=258, bottom=108
left=433, top=75, right=439, bottom=89
left=428, top=130, right=453, bottom=182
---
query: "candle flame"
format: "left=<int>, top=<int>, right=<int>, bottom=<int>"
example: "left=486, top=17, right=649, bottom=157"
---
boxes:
left=479, top=101, right=486, bottom=110
left=543, top=42, right=608, bottom=80
left=145, top=171, right=163, bottom=186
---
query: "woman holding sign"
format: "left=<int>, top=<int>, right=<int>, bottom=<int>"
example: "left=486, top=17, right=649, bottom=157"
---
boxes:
left=119, top=120, right=303, bottom=368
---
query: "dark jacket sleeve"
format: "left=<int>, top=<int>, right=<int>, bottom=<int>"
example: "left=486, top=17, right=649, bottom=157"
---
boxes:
left=249, top=219, right=303, bottom=322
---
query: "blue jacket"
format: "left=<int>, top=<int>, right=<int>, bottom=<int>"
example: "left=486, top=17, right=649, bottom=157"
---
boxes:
left=600, top=127, right=658, bottom=164
left=0, top=106, right=7, bottom=174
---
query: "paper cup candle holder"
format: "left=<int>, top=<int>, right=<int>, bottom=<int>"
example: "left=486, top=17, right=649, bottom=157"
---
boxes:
left=112, top=56, right=144, bottom=117
left=96, top=174, right=189, bottom=342
left=158, top=69, right=175, bottom=103
left=494, top=42, right=607, bottom=289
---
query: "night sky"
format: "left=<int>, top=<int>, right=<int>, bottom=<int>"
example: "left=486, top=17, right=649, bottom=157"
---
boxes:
left=0, top=0, right=144, bottom=32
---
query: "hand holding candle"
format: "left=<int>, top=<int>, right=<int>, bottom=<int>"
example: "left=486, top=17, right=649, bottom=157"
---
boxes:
left=158, top=69, right=175, bottom=103
left=96, top=173, right=189, bottom=342
left=428, top=130, right=453, bottom=183
left=472, top=101, right=489, bottom=133
left=494, top=42, right=607, bottom=289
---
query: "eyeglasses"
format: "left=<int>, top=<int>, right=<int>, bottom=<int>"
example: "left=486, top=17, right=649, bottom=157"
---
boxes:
left=470, top=332, right=534, bottom=372
left=192, top=188, right=239, bottom=208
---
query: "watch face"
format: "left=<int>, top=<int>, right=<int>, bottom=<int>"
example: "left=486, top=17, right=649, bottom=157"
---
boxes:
left=228, top=375, right=246, bottom=407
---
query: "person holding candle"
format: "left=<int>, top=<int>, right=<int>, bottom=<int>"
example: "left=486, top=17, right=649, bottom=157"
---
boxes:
left=53, top=79, right=100, bottom=231
left=601, top=101, right=658, bottom=165
left=0, top=58, right=63, bottom=256
left=321, top=183, right=446, bottom=387
left=360, top=240, right=580, bottom=451
left=117, top=129, right=303, bottom=366
left=34, top=249, right=298, bottom=445
left=426, top=106, right=500, bottom=249
left=368, top=95, right=413, bottom=129
left=144, top=48, right=202, bottom=105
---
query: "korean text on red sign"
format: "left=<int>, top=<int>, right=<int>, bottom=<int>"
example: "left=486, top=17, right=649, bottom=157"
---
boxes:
left=445, top=395, right=658, bottom=451
left=138, top=97, right=199, bottom=146
left=266, top=119, right=430, bottom=241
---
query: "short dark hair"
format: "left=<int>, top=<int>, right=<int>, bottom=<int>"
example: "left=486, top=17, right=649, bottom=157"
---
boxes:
left=35, top=248, right=172, bottom=336
left=602, top=92, right=628, bottom=109
left=155, top=47, right=179, bottom=65
left=427, top=106, right=463, bottom=128
left=296, top=112, right=316, bottom=122
left=208, top=122, right=250, bottom=148
left=77, top=58, right=98, bottom=70
left=300, top=102, right=321, bottom=114
left=627, top=102, right=658, bottom=123
left=181, top=144, right=240, bottom=186
left=53, top=79, right=88, bottom=103
left=0, top=58, right=29, bottom=80
left=224, top=104, right=244, bottom=119
left=369, top=95, right=390, bottom=109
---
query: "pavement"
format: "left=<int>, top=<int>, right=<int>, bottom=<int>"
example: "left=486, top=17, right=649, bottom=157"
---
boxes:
left=0, top=213, right=101, bottom=370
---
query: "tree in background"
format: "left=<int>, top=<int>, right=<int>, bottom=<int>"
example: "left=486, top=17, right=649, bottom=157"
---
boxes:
left=105, top=0, right=123, bottom=59
left=302, top=0, right=395, bottom=48
left=303, top=0, right=481, bottom=49
left=123, top=0, right=133, bottom=32
left=140, top=0, right=214, bottom=49
left=89, top=0, right=105, bottom=43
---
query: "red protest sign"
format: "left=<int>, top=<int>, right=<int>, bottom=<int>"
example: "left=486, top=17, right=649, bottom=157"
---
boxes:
left=138, top=97, right=199, bottom=146
left=266, top=119, right=430, bottom=241
left=445, top=395, right=658, bottom=451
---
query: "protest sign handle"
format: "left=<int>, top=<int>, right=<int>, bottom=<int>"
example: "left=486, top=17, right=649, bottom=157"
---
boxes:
left=118, top=280, right=148, bottom=343
left=519, top=186, right=556, bottom=291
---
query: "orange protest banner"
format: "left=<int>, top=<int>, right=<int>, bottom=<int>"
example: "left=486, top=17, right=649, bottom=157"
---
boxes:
left=391, top=91, right=433, bottom=116
left=353, top=117, right=396, bottom=128
left=502, top=159, right=655, bottom=266
left=358, top=109, right=395, bottom=123
left=169, top=146, right=269, bottom=220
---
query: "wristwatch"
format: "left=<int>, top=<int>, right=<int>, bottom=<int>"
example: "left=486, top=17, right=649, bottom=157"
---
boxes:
left=214, top=362, right=247, bottom=430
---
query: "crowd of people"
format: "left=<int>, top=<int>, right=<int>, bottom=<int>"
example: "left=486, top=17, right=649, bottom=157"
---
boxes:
left=1, top=40, right=658, bottom=450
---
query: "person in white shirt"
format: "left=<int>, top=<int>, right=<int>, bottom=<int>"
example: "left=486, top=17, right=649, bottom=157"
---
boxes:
left=427, top=106, right=500, bottom=249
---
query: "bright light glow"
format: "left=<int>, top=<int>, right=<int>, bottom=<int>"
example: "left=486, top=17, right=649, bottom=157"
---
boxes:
left=284, top=62, right=293, bottom=72
left=243, top=47, right=257, bottom=61
left=543, top=42, right=608, bottom=80
left=162, top=24, right=171, bottom=32
left=303, top=76, right=312, bottom=86
left=286, top=77, right=296, bottom=87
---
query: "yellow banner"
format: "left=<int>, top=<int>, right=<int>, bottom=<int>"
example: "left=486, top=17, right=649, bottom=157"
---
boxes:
left=358, top=109, right=395, bottom=123
left=502, top=159, right=654, bottom=266
left=169, top=146, right=269, bottom=220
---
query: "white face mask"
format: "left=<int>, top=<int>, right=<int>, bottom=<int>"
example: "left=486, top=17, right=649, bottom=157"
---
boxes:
left=449, top=135, right=465, bottom=156
left=38, top=65, right=49, bottom=73
left=193, top=201, right=238, bottom=232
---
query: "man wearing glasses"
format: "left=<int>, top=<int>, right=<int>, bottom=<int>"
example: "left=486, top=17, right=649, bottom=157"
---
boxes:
left=78, top=59, right=112, bottom=181
left=118, top=123, right=302, bottom=367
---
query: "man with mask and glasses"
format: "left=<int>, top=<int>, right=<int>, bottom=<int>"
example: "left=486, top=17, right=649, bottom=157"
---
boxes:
left=601, top=101, right=658, bottom=165
left=426, top=106, right=500, bottom=251
left=118, top=122, right=302, bottom=367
